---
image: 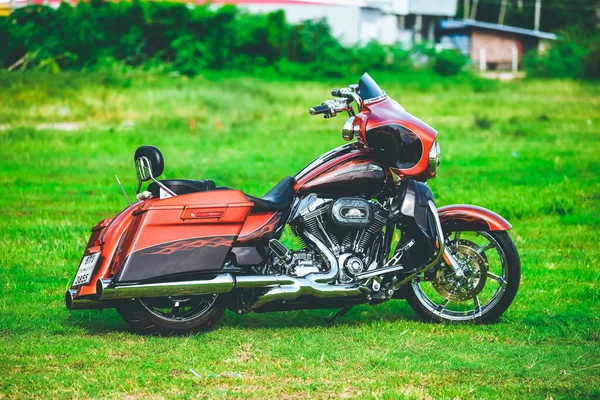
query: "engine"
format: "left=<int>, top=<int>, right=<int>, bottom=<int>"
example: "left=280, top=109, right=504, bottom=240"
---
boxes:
left=287, top=195, right=388, bottom=283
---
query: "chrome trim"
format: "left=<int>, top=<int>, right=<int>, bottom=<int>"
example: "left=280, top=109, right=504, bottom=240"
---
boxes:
left=65, top=289, right=106, bottom=310
left=356, top=264, right=404, bottom=280
left=362, top=91, right=388, bottom=105
left=342, top=116, right=356, bottom=140
left=248, top=231, right=368, bottom=310
left=135, top=156, right=176, bottom=197
left=428, top=140, right=441, bottom=175
left=235, top=275, right=295, bottom=288
left=135, top=156, right=151, bottom=182
left=97, top=274, right=235, bottom=300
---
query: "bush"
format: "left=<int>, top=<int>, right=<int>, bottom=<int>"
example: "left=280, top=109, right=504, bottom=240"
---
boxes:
left=523, top=40, right=588, bottom=78
left=433, top=50, right=468, bottom=76
left=0, top=2, right=468, bottom=79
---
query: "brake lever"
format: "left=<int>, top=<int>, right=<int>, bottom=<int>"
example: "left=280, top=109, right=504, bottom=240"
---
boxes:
left=331, top=87, right=360, bottom=116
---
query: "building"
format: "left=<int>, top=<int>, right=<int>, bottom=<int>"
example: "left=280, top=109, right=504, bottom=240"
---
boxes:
left=208, top=0, right=457, bottom=46
left=440, top=19, right=557, bottom=71
left=1, top=0, right=75, bottom=15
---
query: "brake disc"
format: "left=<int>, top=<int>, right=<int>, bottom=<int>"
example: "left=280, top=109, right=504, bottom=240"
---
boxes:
left=432, top=239, right=489, bottom=302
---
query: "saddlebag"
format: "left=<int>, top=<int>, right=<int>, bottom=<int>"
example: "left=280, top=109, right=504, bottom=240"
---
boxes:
left=111, top=190, right=253, bottom=283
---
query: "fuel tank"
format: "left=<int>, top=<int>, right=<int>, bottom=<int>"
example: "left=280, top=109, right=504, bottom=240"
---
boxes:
left=295, top=143, right=388, bottom=197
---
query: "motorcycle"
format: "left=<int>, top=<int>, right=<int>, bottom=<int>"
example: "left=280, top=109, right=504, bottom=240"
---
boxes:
left=66, top=73, right=520, bottom=334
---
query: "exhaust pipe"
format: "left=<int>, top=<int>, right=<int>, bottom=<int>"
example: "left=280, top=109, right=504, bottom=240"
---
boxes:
left=65, top=289, right=107, bottom=310
left=96, top=274, right=236, bottom=301
left=247, top=232, right=367, bottom=310
left=95, top=274, right=298, bottom=302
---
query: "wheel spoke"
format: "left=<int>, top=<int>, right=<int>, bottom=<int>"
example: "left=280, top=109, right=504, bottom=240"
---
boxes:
left=476, top=242, right=495, bottom=254
left=487, top=271, right=507, bottom=288
left=473, top=295, right=481, bottom=317
left=171, top=306, right=183, bottom=317
left=435, top=299, right=450, bottom=314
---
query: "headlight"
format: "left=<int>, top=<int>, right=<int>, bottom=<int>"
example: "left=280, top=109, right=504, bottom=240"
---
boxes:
left=428, top=140, right=441, bottom=176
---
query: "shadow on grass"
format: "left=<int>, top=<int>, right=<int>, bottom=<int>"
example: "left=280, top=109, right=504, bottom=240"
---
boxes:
left=64, top=301, right=422, bottom=335
left=58, top=300, right=598, bottom=338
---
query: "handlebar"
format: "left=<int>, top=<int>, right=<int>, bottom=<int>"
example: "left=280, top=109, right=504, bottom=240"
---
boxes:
left=309, top=104, right=332, bottom=116
left=309, top=85, right=362, bottom=118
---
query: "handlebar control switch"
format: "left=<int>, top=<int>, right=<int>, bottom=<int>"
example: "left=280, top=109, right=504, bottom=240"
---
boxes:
left=309, top=100, right=337, bottom=118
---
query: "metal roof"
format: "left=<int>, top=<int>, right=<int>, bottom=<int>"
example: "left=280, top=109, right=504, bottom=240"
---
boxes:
left=441, top=19, right=558, bottom=40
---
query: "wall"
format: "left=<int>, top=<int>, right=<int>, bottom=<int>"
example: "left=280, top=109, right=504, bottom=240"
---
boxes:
left=406, top=0, right=456, bottom=16
left=470, top=29, right=522, bottom=67
left=245, top=4, right=362, bottom=45
left=245, top=3, right=402, bottom=45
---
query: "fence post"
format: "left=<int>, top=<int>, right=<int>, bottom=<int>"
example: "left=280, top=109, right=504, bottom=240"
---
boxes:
left=414, top=14, right=423, bottom=43
left=512, top=44, right=518, bottom=72
left=479, top=47, right=487, bottom=73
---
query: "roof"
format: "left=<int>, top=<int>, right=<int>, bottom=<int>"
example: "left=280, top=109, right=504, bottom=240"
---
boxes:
left=441, top=19, right=558, bottom=40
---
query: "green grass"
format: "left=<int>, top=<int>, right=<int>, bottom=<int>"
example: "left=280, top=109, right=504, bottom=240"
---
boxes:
left=1, top=70, right=599, bottom=399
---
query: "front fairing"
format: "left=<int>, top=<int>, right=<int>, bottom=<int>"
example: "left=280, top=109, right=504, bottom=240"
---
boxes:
left=363, top=97, right=438, bottom=182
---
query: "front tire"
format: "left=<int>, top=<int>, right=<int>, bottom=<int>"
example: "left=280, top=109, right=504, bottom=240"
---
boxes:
left=406, top=230, right=520, bottom=323
left=116, top=294, right=225, bottom=335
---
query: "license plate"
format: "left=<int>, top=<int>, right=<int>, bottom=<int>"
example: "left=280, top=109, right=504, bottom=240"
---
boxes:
left=73, top=253, right=100, bottom=286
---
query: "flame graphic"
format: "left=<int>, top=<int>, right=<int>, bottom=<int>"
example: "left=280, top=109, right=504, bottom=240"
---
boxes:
left=236, top=213, right=282, bottom=244
left=147, top=236, right=235, bottom=255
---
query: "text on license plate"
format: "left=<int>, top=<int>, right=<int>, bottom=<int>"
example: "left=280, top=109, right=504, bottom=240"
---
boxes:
left=73, top=253, right=101, bottom=286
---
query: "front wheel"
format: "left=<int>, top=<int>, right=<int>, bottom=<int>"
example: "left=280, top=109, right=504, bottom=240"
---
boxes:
left=116, top=294, right=225, bottom=335
left=406, top=230, right=520, bottom=323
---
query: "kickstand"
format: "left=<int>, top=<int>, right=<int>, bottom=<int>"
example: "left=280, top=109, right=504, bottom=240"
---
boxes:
left=325, top=305, right=353, bottom=323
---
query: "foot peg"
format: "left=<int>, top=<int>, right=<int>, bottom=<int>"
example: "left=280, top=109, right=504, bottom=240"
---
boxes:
left=269, top=239, right=291, bottom=262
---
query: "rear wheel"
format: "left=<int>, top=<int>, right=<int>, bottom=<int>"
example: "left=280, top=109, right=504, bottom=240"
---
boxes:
left=406, top=230, right=520, bottom=323
left=116, top=294, right=225, bottom=335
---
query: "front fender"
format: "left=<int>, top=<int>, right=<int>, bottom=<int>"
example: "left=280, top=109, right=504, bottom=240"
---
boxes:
left=438, top=204, right=512, bottom=232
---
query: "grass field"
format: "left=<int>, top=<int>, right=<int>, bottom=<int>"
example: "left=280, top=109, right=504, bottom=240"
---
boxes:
left=1, top=70, right=599, bottom=399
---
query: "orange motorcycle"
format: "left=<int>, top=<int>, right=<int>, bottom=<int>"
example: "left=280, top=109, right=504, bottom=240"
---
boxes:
left=66, top=74, right=520, bottom=334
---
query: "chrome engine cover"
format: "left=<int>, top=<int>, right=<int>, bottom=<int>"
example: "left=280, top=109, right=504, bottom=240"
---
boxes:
left=331, top=197, right=373, bottom=229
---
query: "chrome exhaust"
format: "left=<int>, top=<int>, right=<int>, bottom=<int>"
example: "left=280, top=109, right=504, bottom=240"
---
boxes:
left=96, top=274, right=236, bottom=301
left=65, top=289, right=107, bottom=310
left=247, top=231, right=368, bottom=310
left=94, top=274, right=298, bottom=302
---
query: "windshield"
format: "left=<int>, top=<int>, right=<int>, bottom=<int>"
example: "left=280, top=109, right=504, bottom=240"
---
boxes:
left=358, top=73, right=385, bottom=100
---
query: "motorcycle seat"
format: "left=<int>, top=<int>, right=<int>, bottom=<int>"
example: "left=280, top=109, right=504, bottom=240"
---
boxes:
left=148, top=179, right=216, bottom=198
left=246, top=176, right=296, bottom=213
left=148, top=177, right=296, bottom=213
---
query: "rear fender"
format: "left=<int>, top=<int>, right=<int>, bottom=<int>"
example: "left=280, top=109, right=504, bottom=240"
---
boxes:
left=71, top=201, right=143, bottom=298
left=438, top=204, right=512, bottom=232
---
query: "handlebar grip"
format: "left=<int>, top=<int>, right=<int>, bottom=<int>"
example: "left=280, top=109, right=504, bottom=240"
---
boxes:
left=309, top=104, right=331, bottom=116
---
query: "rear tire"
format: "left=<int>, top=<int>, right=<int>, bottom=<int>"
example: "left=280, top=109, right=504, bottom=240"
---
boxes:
left=116, top=294, right=225, bottom=335
left=406, top=230, right=520, bottom=324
